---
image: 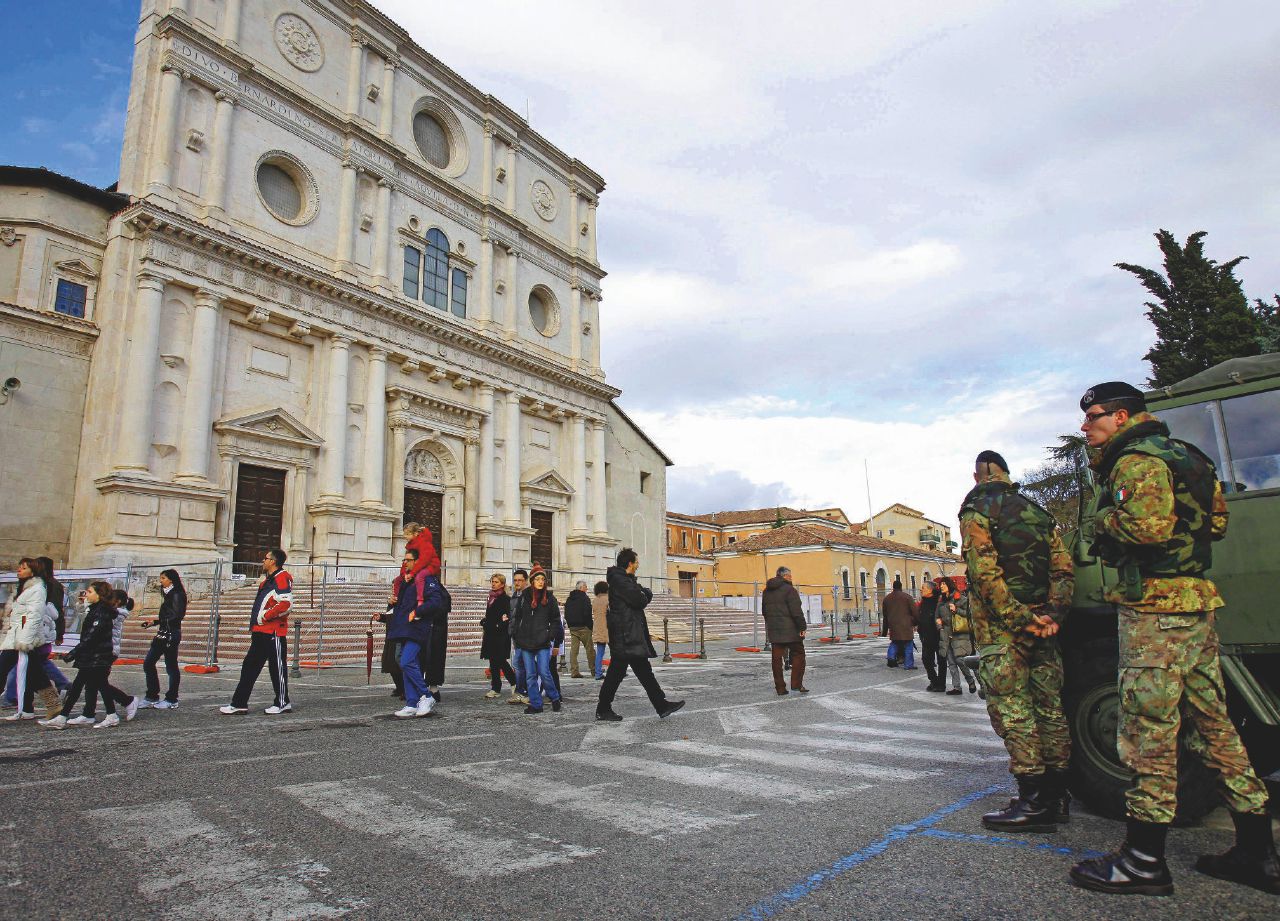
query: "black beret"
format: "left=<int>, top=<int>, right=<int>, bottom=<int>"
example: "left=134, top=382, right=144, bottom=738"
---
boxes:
left=1080, top=381, right=1145, bottom=412
left=975, top=450, right=1009, bottom=473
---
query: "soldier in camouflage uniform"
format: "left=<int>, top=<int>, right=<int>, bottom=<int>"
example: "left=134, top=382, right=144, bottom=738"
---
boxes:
left=959, top=450, right=1074, bottom=833
left=1068, top=382, right=1278, bottom=897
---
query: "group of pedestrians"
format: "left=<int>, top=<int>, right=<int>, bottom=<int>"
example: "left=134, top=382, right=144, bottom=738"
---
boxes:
left=879, top=577, right=981, bottom=697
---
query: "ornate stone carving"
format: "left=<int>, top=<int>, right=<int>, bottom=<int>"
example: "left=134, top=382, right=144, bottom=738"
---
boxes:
left=160, top=354, right=184, bottom=369
left=288, top=319, right=310, bottom=339
left=401, top=359, right=420, bottom=375
left=405, top=448, right=444, bottom=485
left=186, top=129, right=205, bottom=152
left=580, top=222, right=589, bottom=237
left=246, top=305, right=270, bottom=326
left=366, top=83, right=380, bottom=102
left=274, top=13, right=324, bottom=72
left=530, top=179, right=557, bottom=221
left=495, top=166, right=507, bottom=183
left=0, top=227, right=15, bottom=247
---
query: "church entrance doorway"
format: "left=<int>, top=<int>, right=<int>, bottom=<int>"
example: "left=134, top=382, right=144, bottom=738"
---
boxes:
left=530, top=509, right=554, bottom=577
left=403, top=487, right=443, bottom=555
left=232, top=464, right=286, bottom=567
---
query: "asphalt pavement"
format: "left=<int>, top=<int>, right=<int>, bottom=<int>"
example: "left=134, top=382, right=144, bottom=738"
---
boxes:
left=2, top=638, right=1276, bottom=920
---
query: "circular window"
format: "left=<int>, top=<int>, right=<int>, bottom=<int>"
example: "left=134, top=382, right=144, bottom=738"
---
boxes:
left=254, top=153, right=317, bottom=226
left=528, top=286, right=561, bottom=337
left=413, top=111, right=451, bottom=168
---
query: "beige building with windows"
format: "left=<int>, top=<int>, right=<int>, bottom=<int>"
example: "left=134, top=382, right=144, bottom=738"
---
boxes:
left=861, top=503, right=954, bottom=553
left=0, top=0, right=669, bottom=580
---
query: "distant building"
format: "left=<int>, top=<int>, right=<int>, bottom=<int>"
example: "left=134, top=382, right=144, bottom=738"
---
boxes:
left=860, top=503, right=954, bottom=552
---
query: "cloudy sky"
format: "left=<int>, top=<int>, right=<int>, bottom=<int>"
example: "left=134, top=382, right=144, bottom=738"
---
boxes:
left=5, top=1, right=1279, bottom=531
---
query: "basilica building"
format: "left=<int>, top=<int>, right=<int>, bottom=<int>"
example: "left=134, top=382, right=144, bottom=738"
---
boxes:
left=0, top=0, right=669, bottom=580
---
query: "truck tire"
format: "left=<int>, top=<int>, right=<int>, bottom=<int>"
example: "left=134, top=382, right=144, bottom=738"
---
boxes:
left=1062, top=638, right=1219, bottom=824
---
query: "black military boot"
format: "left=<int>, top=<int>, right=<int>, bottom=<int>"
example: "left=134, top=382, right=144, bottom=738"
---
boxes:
left=1069, top=819, right=1173, bottom=896
left=1194, top=810, right=1280, bottom=894
left=981, top=774, right=1057, bottom=833
left=1041, top=767, right=1072, bottom=824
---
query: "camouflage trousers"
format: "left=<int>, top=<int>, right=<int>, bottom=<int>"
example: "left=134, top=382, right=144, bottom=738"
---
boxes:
left=977, top=636, right=1071, bottom=775
left=1117, top=605, right=1269, bottom=824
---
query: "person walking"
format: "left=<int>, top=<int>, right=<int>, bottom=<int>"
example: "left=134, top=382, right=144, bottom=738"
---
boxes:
left=879, top=580, right=918, bottom=669
left=761, top=567, right=808, bottom=695
left=1068, top=383, right=1277, bottom=896
left=564, top=581, right=594, bottom=679
left=138, top=569, right=186, bottom=710
left=3, top=557, right=70, bottom=708
left=917, top=581, right=945, bottom=691
left=596, top=549, right=683, bottom=722
left=937, top=578, right=978, bottom=697
left=220, top=549, right=293, bottom=715
left=591, top=580, right=609, bottom=680
left=386, top=548, right=442, bottom=719
left=1, top=558, right=60, bottom=721
left=506, top=569, right=531, bottom=705
left=99, top=590, right=139, bottom=721
left=480, top=574, right=517, bottom=699
left=422, top=575, right=450, bottom=704
left=511, top=567, right=562, bottom=714
left=41, top=581, right=119, bottom=729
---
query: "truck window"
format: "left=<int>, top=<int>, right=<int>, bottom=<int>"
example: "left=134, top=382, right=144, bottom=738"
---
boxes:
left=1220, top=389, right=1280, bottom=492
left=1160, top=401, right=1226, bottom=474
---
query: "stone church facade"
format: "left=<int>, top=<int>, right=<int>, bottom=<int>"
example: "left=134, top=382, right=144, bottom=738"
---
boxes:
left=0, top=0, right=669, bottom=580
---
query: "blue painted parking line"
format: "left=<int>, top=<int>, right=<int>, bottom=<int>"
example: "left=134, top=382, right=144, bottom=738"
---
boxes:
left=735, top=783, right=1005, bottom=920
left=919, top=827, right=1105, bottom=859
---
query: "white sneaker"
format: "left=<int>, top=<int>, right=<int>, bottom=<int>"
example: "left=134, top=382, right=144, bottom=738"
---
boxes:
left=136, top=698, right=158, bottom=709
left=264, top=704, right=292, bottom=715
left=415, top=696, right=435, bottom=717
left=219, top=705, right=248, bottom=715
left=3, top=711, right=36, bottom=721
left=394, top=705, right=417, bottom=719
left=38, top=715, right=67, bottom=730
left=155, top=700, right=179, bottom=710
left=65, top=715, right=95, bottom=727
left=484, top=690, right=500, bottom=699
left=93, top=713, right=121, bottom=729
left=124, top=698, right=140, bottom=721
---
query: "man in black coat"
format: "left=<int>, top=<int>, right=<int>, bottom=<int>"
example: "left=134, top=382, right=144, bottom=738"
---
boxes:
left=564, top=580, right=594, bottom=678
left=595, top=548, right=684, bottom=722
left=762, top=567, right=808, bottom=695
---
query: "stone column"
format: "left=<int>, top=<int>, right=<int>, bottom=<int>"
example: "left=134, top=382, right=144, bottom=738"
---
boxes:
left=481, top=123, right=494, bottom=201
left=569, top=284, right=582, bottom=370
left=504, top=142, right=518, bottom=211
left=504, top=391, right=522, bottom=524
left=587, top=293, right=603, bottom=372
left=320, top=335, right=352, bottom=500
left=570, top=413, right=587, bottom=533
left=150, top=64, right=184, bottom=192
left=346, top=35, right=365, bottom=118
left=361, top=347, right=388, bottom=506
left=586, top=200, right=599, bottom=262
left=335, top=160, right=358, bottom=275
left=379, top=57, right=397, bottom=139
left=205, top=91, right=236, bottom=216
left=176, top=289, right=221, bottom=481
left=591, top=419, right=608, bottom=535
left=463, top=434, right=479, bottom=541
left=475, top=235, right=493, bottom=328
left=169, top=0, right=190, bottom=15
left=503, top=248, right=520, bottom=337
left=115, top=271, right=167, bottom=471
left=477, top=384, right=495, bottom=522
left=569, top=184, right=580, bottom=254
left=222, top=0, right=243, bottom=46
left=372, top=178, right=392, bottom=287
left=390, top=422, right=408, bottom=526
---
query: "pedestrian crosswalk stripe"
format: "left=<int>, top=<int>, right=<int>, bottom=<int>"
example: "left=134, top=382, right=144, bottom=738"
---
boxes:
left=855, top=711, right=994, bottom=733
left=554, top=750, right=832, bottom=801
left=651, top=739, right=938, bottom=783
left=579, top=719, right=640, bottom=750
left=279, top=779, right=599, bottom=876
left=744, top=729, right=1003, bottom=765
left=89, top=799, right=358, bottom=918
left=718, top=706, right=774, bottom=734
left=431, top=760, right=758, bottom=840
left=809, top=695, right=873, bottom=720
left=810, top=721, right=1005, bottom=749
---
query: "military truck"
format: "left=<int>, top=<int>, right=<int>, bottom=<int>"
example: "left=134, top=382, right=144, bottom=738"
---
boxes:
left=1061, top=352, right=1280, bottom=821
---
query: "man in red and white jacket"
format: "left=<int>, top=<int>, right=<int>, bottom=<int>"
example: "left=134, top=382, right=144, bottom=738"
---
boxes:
left=221, top=549, right=293, bottom=715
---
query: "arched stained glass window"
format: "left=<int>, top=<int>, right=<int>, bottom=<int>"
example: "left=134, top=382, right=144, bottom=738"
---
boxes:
left=423, top=229, right=449, bottom=310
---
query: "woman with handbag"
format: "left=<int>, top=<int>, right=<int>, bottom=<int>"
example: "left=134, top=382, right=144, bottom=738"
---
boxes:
left=1, top=557, right=60, bottom=721
left=937, top=576, right=979, bottom=697
left=139, top=569, right=186, bottom=710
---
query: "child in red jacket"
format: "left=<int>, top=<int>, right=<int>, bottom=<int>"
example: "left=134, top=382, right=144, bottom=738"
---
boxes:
left=403, top=522, right=440, bottom=578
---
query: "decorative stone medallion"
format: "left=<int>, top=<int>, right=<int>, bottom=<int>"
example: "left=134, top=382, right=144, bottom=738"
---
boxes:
left=0, top=227, right=16, bottom=247
left=274, top=14, right=324, bottom=72
left=530, top=179, right=558, bottom=221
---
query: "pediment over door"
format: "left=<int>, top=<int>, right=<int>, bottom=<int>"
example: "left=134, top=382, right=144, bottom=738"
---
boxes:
left=522, top=468, right=574, bottom=496
left=214, top=408, right=324, bottom=450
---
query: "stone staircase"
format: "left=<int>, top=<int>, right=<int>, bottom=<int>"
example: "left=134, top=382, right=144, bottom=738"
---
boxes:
left=120, top=579, right=759, bottom=667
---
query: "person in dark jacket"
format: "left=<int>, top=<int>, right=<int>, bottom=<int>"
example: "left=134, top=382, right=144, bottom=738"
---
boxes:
left=384, top=548, right=443, bottom=718
left=480, top=573, right=517, bottom=699
left=138, top=568, right=187, bottom=709
left=506, top=569, right=531, bottom=705
left=511, top=568, right=562, bottom=714
left=564, top=581, right=594, bottom=678
left=762, top=567, right=808, bottom=695
left=596, top=549, right=684, bottom=722
left=42, top=581, right=120, bottom=729
left=220, top=548, right=293, bottom=715
left=422, top=576, right=450, bottom=704
left=917, top=581, right=945, bottom=691
left=880, top=580, right=919, bottom=669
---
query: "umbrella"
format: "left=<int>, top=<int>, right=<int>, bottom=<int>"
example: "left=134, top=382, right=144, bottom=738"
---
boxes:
left=366, top=629, right=374, bottom=684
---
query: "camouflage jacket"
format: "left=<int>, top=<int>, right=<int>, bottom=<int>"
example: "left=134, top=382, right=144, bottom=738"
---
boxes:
left=1090, top=412, right=1228, bottom=613
left=960, top=470, right=1073, bottom=647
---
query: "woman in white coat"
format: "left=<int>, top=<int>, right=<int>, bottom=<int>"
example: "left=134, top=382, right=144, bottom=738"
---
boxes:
left=1, top=558, right=60, bottom=720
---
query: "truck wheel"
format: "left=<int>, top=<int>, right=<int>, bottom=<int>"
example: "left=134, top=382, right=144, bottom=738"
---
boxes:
left=1063, top=639, right=1219, bottom=824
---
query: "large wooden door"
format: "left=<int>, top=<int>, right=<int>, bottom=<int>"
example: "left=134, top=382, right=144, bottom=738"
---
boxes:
left=530, top=509, right=554, bottom=576
left=233, top=464, right=286, bottom=565
left=403, top=487, right=444, bottom=551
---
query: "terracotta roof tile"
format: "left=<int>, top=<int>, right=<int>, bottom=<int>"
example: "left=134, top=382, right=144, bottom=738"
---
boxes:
left=706, top=523, right=956, bottom=561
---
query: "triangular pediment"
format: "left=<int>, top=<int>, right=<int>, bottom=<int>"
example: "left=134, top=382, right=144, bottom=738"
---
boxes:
left=521, top=467, right=574, bottom=495
left=55, top=258, right=97, bottom=279
left=214, top=407, right=323, bottom=448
